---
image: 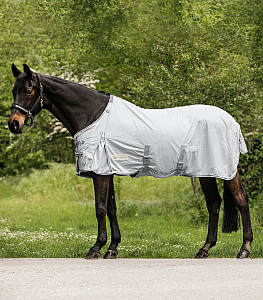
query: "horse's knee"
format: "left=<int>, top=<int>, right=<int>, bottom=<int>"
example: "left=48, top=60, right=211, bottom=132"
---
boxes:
left=96, top=206, right=107, bottom=219
left=107, top=206, right=117, bottom=220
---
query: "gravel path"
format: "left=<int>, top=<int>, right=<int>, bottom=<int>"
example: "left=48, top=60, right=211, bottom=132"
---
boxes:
left=1, top=258, right=263, bottom=299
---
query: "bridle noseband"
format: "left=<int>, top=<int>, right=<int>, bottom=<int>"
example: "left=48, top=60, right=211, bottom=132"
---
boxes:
left=11, top=73, right=44, bottom=127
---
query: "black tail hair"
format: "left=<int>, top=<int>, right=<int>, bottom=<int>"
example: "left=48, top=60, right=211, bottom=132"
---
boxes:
left=222, top=181, right=240, bottom=233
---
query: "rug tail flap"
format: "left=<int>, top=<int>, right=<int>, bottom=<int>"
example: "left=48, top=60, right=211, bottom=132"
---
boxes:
left=239, top=131, right=248, bottom=154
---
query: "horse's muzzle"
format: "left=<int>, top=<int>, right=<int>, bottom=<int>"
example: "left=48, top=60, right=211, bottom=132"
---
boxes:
left=8, top=113, right=26, bottom=134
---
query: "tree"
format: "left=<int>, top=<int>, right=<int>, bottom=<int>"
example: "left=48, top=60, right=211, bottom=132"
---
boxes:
left=0, top=0, right=262, bottom=198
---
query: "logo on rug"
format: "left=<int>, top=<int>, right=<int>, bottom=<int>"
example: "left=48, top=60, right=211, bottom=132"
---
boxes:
left=113, top=154, right=129, bottom=161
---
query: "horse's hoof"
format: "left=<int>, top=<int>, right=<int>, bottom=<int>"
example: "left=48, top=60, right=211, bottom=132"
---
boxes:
left=103, top=249, right=118, bottom=259
left=237, top=249, right=251, bottom=259
left=85, top=249, right=100, bottom=259
left=194, top=249, right=209, bottom=259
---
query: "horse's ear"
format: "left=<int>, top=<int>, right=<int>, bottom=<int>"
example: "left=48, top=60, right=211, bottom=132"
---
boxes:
left=23, top=64, right=33, bottom=80
left=11, top=63, right=21, bottom=78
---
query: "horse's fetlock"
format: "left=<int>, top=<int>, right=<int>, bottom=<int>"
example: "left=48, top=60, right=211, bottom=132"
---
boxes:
left=244, top=234, right=253, bottom=244
left=210, top=241, right=216, bottom=247
left=97, top=236, right=107, bottom=247
left=112, top=235, right=121, bottom=245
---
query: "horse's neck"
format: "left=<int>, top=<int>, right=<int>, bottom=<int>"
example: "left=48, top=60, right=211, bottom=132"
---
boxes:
left=41, top=75, right=109, bottom=136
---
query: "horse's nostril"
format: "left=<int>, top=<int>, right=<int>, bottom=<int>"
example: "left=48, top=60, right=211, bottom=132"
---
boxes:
left=13, top=120, right=19, bottom=132
left=8, top=115, right=25, bottom=134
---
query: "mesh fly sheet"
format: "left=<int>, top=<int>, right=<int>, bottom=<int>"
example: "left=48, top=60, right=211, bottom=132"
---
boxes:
left=74, top=95, right=247, bottom=180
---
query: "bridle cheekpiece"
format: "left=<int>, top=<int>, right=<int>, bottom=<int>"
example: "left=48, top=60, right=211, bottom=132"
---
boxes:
left=11, top=73, right=44, bottom=127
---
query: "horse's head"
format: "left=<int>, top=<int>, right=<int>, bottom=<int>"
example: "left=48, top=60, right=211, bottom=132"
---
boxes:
left=8, top=64, right=44, bottom=134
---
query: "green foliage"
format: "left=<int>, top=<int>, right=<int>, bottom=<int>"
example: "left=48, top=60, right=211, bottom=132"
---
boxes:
left=0, top=0, right=75, bottom=175
left=50, top=0, right=262, bottom=198
left=0, top=0, right=262, bottom=201
left=240, top=134, right=263, bottom=197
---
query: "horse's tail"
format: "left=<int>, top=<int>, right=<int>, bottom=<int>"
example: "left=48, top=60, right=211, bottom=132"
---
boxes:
left=222, top=181, right=240, bottom=233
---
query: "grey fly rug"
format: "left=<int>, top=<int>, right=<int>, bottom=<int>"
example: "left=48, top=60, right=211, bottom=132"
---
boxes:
left=74, top=95, right=247, bottom=180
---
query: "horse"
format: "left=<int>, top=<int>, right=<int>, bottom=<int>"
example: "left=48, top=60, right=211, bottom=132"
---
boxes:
left=8, top=64, right=253, bottom=259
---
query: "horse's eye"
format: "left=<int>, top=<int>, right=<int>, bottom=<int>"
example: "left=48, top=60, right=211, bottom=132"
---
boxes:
left=26, top=81, right=33, bottom=94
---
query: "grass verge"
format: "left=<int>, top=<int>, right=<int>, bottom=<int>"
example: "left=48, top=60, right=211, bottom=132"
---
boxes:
left=0, top=163, right=262, bottom=258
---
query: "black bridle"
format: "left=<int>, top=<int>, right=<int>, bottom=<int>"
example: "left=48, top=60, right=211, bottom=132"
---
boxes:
left=11, top=73, right=44, bottom=127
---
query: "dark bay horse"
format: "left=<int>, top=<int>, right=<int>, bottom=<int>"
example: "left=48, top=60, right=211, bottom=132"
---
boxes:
left=8, top=64, right=253, bottom=259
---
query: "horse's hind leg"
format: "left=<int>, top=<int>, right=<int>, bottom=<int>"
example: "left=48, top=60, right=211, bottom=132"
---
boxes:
left=104, top=175, right=121, bottom=259
left=226, top=171, right=253, bottom=258
left=195, top=177, right=222, bottom=258
left=85, top=175, right=110, bottom=259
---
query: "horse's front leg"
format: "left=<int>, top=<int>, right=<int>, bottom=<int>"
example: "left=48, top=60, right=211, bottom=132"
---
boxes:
left=104, top=175, right=121, bottom=259
left=85, top=175, right=110, bottom=259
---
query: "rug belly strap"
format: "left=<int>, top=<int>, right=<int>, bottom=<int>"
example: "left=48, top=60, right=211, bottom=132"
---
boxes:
left=143, top=145, right=150, bottom=167
left=175, top=145, right=185, bottom=175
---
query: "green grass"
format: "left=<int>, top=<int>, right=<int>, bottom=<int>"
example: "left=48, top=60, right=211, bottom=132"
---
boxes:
left=0, top=163, right=262, bottom=258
